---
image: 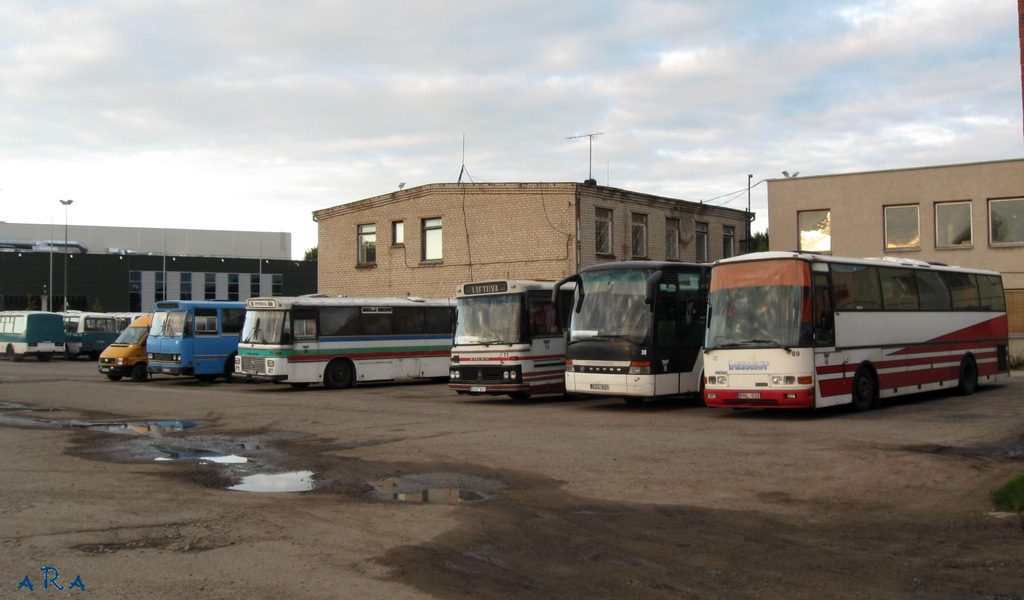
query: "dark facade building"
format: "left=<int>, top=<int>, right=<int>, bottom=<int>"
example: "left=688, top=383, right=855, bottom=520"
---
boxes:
left=0, top=252, right=316, bottom=312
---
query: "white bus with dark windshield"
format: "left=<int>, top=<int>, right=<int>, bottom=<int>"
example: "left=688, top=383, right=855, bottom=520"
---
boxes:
left=552, top=261, right=711, bottom=404
left=449, top=280, right=575, bottom=399
left=235, top=296, right=454, bottom=389
left=703, top=252, right=1010, bottom=411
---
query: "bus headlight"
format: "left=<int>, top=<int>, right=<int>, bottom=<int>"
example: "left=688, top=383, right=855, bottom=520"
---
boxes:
left=450, top=370, right=460, bottom=380
left=771, top=375, right=783, bottom=386
left=707, top=375, right=727, bottom=386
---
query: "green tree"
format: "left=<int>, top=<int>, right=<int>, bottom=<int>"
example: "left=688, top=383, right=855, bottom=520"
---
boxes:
left=303, top=246, right=318, bottom=261
left=748, top=231, right=769, bottom=253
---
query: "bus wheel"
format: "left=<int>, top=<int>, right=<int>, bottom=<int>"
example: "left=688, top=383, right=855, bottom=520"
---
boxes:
left=851, top=367, right=876, bottom=412
left=222, top=354, right=238, bottom=383
left=957, top=355, right=978, bottom=396
left=7, top=345, right=24, bottom=362
left=107, top=374, right=123, bottom=381
left=36, top=352, right=52, bottom=362
left=130, top=363, right=148, bottom=382
left=324, top=358, right=354, bottom=389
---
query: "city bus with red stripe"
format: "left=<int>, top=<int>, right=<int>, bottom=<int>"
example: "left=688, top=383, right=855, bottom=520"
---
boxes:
left=235, top=296, right=454, bottom=389
left=703, top=252, right=1009, bottom=411
left=449, top=280, right=575, bottom=399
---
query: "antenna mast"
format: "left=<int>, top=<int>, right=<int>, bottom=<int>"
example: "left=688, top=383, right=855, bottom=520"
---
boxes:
left=566, top=132, right=603, bottom=182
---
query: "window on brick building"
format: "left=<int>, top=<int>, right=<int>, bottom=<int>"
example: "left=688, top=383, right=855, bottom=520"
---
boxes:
left=422, top=217, right=442, bottom=261
left=358, top=224, right=376, bottom=264
left=722, top=225, right=735, bottom=258
left=392, top=221, right=404, bottom=245
left=631, top=213, right=647, bottom=258
left=695, top=222, right=708, bottom=263
left=665, top=218, right=680, bottom=260
left=595, top=208, right=612, bottom=255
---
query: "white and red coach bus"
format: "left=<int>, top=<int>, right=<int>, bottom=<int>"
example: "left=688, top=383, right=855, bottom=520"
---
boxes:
left=703, top=252, right=1009, bottom=411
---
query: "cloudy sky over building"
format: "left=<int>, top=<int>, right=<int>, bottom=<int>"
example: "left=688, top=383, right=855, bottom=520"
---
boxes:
left=2, top=0, right=1020, bottom=258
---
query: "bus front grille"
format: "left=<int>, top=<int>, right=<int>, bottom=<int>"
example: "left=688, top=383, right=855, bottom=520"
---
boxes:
left=239, top=356, right=266, bottom=372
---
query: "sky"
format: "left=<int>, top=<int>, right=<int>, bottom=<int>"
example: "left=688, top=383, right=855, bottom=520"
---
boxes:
left=2, top=0, right=1021, bottom=259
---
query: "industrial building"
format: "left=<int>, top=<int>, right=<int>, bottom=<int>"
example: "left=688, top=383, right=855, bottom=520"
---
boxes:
left=0, top=223, right=315, bottom=312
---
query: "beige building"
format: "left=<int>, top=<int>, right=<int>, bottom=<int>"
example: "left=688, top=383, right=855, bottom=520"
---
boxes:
left=313, top=182, right=749, bottom=298
left=767, top=158, right=1024, bottom=352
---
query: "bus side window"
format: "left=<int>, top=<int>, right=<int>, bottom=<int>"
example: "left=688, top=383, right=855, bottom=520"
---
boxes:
left=194, top=308, right=218, bottom=335
left=813, top=273, right=834, bottom=346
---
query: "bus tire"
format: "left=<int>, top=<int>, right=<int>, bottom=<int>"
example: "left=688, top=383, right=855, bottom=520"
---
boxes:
left=324, top=358, right=354, bottom=389
left=957, top=355, right=978, bottom=396
left=36, top=352, right=52, bottom=362
left=222, top=354, right=238, bottom=383
left=851, top=366, right=876, bottom=412
left=7, top=345, right=24, bottom=362
left=107, top=374, right=123, bottom=381
left=130, top=363, right=148, bottom=382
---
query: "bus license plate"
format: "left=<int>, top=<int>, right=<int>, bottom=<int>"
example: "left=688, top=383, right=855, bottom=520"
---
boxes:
left=590, top=384, right=610, bottom=390
left=99, top=366, right=110, bottom=373
left=737, top=392, right=761, bottom=399
left=470, top=386, right=487, bottom=393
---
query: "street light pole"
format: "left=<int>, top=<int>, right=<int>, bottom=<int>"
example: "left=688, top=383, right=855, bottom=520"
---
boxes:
left=746, top=174, right=753, bottom=254
left=59, top=199, right=73, bottom=311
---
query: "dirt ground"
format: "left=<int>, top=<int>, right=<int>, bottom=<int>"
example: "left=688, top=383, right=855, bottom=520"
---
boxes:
left=1, top=359, right=1022, bottom=599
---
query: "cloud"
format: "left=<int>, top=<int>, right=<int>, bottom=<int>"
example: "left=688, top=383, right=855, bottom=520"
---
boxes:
left=0, top=0, right=1020, bottom=257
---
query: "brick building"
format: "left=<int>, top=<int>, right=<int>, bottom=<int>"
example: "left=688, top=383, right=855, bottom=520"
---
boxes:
left=313, top=182, right=749, bottom=298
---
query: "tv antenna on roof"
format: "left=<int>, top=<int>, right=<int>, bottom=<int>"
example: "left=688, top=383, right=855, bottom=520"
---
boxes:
left=566, top=132, right=603, bottom=183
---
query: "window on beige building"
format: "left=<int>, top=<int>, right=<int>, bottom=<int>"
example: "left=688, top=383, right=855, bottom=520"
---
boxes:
left=723, top=225, right=735, bottom=258
left=422, top=217, right=442, bottom=262
left=798, top=210, right=831, bottom=253
left=665, top=218, right=680, bottom=260
left=392, top=221, right=404, bottom=245
left=989, top=197, right=1024, bottom=245
left=884, top=205, right=920, bottom=250
left=595, top=208, right=612, bottom=255
left=358, top=224, right=376, bottom=264
left=935, top=201, right=972, bottom=248
left=631, top=213, right=647, bottom=258
left=695, top=222, right=708, bottom=263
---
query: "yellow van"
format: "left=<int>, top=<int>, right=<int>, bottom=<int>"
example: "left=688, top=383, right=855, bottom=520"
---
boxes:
left=98, top=314, right=152, bottom=382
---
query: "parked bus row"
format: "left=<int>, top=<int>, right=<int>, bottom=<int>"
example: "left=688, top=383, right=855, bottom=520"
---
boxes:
left=14, top=252, right=1008, bottom=414
left=1, top=310, right=144, bottom=362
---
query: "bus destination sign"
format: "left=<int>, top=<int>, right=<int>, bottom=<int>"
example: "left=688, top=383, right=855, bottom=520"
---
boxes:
left=464, top=282, right=509, bottom=295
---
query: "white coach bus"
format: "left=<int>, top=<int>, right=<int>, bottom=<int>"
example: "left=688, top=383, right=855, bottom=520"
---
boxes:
left=235, top=296, right=454, bottom=389
left=449, top=280, right=575, bottom=399
left=703, top=252, right=1010, bottom=411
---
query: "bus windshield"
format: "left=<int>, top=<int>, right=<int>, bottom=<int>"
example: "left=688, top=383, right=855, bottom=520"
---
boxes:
left=241, top=310, right=290, bottom=345
left=455, top=295, right=523, bottom=345
left=570, top=269, right=653, bottom=345
left=150, top=310, right=191, bottom=338
left=706, top=259, right=812, bottom=350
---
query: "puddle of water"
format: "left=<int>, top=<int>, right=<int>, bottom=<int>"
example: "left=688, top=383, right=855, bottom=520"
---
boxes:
left=375, top=477, right=488, bottom=504
left=154, top=447, right=248, bottom=464
left=228, top=471, right=314, bottom=493
left=69, top=420, right=199, bottom=434
left=385, top=488, right=485, bottom=504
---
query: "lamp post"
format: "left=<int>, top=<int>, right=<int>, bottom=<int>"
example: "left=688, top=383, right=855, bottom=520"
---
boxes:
left=59, top=199, right=73, bottom=311
left=746, top=174, right=753, bottom=254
